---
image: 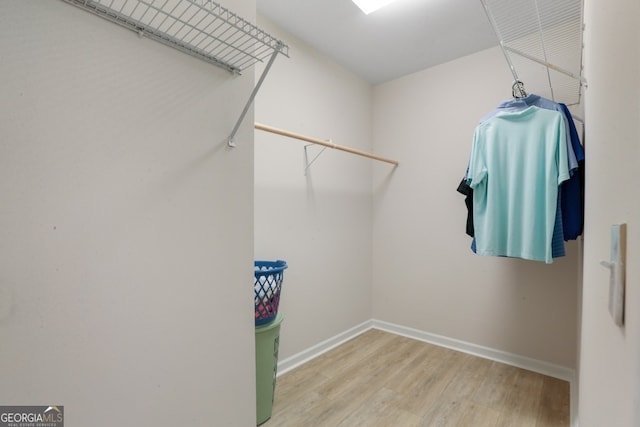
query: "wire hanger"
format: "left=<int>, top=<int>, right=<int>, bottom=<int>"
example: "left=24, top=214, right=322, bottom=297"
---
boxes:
left=512, top=80, right=528, bottom=98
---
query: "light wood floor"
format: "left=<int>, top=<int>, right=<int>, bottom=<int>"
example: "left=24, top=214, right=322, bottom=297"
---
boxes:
left=264, top=329, right=569, bottom=427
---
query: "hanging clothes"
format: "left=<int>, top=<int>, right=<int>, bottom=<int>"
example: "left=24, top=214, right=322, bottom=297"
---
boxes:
left=466, top=105, right=569, bottom=264
left=458, top=93, right=585, bottom=263
left=484, top=95, right=584, bottom=241
left=463, top=95, right=574, bottom=258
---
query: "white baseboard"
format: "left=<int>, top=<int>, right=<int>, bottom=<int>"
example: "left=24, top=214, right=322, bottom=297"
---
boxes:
left=372, top=319, right=576, bottom=382
left=277, top=319, right=373, bottom=376
left=277, top=318, right=578, bottom=425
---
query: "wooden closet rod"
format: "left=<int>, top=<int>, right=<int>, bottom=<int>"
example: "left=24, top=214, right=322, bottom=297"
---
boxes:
left=255, top=123, right=399, bottom=166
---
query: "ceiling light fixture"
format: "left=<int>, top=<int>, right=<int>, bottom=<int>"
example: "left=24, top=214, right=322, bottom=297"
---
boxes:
left=351, top=0, right=399, bottom=14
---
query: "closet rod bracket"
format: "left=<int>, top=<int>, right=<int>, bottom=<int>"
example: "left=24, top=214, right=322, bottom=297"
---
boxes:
left=303, top=143, right=331, bottom=175
left=228, top=42, right=285, bottom=147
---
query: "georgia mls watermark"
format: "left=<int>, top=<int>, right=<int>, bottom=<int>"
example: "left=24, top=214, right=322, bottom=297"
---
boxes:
left=0, top=406, right=63, bottom=427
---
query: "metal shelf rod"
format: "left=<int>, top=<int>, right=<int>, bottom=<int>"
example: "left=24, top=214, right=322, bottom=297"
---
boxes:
left=504, top=45, right=587, bottom=83
left=479, top=0, right=521, bottom=85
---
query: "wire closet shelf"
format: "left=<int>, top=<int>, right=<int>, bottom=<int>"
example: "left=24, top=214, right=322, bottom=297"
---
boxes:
left=480, top=0, right=585, bottom=106
left=63, top=0, right=290, bottom=146
left=62, top=0, right=289, bottom=74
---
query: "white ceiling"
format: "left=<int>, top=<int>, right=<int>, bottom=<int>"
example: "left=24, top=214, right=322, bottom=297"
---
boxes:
left=257, top=0, right=500, bottom=84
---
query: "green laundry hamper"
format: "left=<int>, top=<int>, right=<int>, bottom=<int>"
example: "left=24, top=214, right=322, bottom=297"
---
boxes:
left=255, top=312, right=284, bottom=425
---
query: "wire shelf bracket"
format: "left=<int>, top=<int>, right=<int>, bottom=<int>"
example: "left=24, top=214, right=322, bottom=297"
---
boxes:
left=480, top=0, right=586, bottom=106
left=228, top=44, right=283, bottom=147
left=61, top=0, right=289, bottom=146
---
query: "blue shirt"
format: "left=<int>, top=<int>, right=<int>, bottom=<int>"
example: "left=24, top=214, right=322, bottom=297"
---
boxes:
left=558, top=103, right=584, bottom=240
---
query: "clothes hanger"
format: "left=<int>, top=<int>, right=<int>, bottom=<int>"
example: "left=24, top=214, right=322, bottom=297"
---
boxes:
left=511, top=80, right=527, bottom=98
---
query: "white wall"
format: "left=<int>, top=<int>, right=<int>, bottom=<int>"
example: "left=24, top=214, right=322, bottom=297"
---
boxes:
left=578, top=0, right=640, bottom=425
left=0, top=2, right=256, bottom=426
left=372, top=47, right=579, bottom=369
left=254, top=17, right=374, bottom=359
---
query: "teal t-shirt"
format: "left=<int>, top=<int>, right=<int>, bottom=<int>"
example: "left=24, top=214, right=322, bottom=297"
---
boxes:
left=467, top=106, right=569, bottom=263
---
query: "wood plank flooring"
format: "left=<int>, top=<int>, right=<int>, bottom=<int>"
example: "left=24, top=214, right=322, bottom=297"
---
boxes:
left=264, top=329, right=569, bottom=427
